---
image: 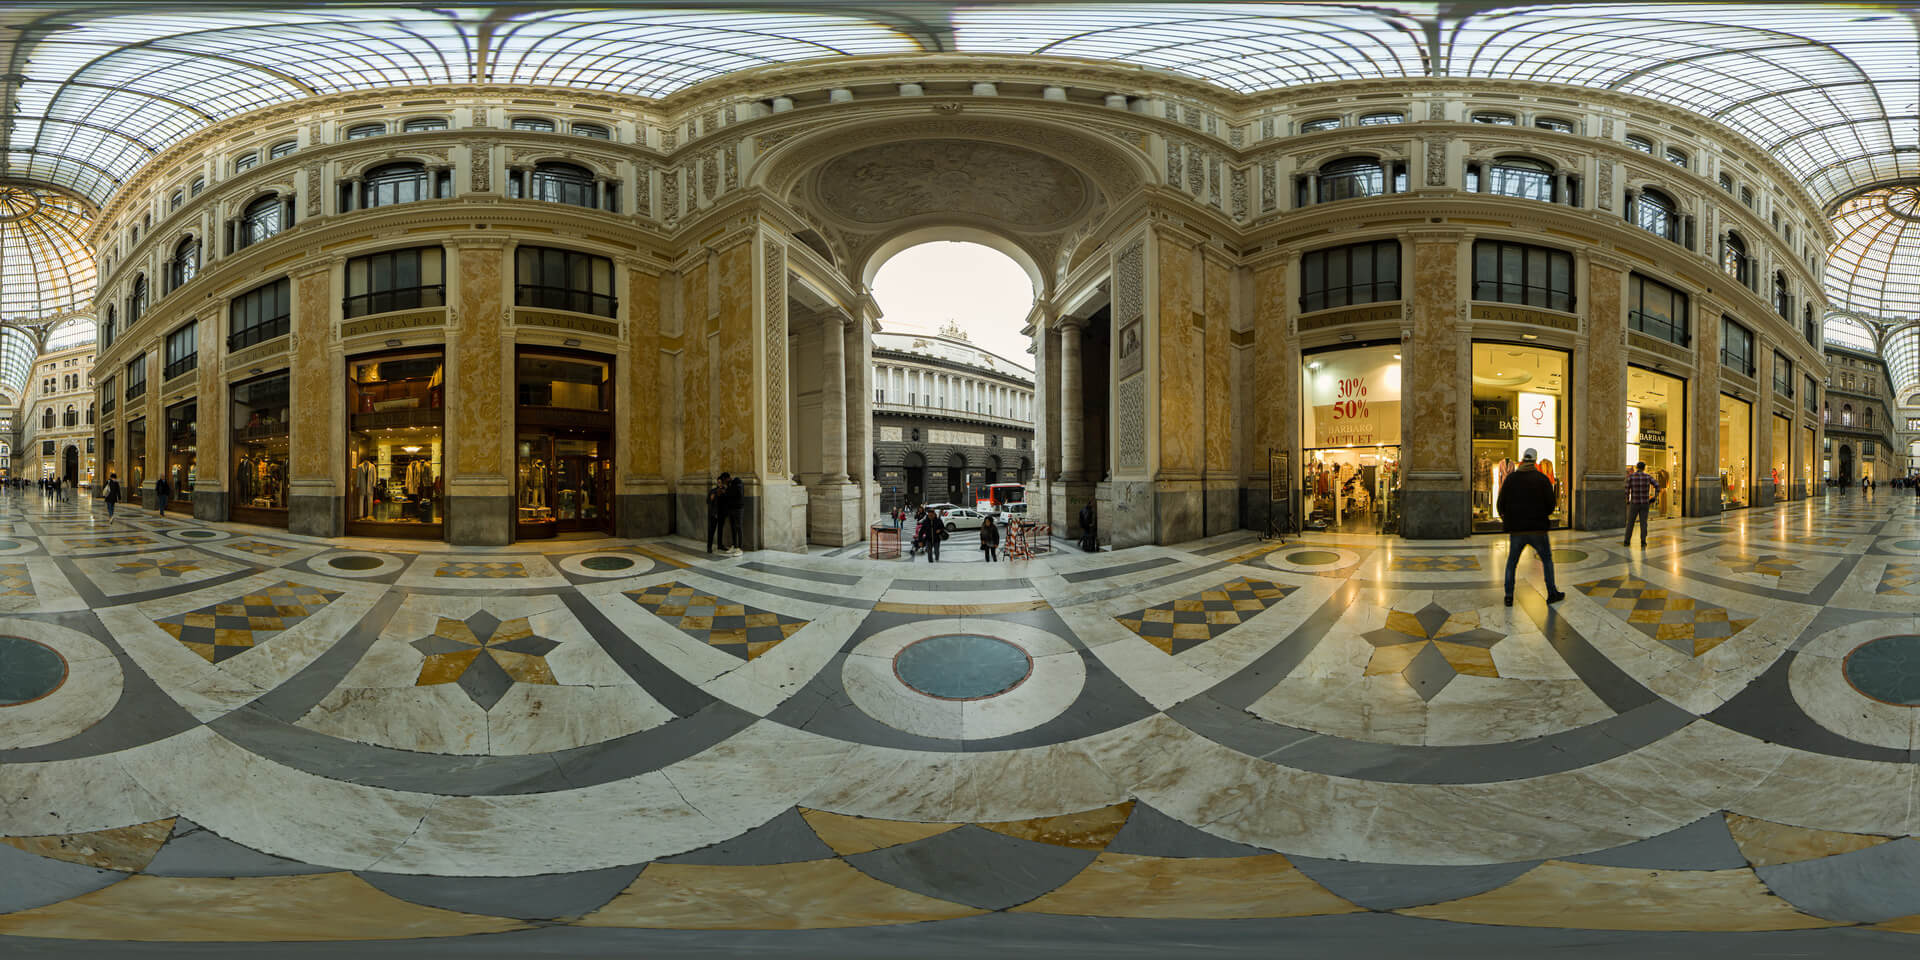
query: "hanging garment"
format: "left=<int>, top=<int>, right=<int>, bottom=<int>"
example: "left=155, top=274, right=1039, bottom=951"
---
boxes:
left=355, top=460, right=376, bottom=516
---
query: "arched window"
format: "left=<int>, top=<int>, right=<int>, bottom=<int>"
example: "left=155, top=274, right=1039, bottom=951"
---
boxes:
left=240, top=194, right=284, bottom=247
left=362, top=163, right=429, bottom=207
left=87, top=402, right=94, bottom=425
left=1721, top=231, right=1750, bottom=285
left=1634, top=188, right=1678, bottom=240
left=41, top=409, right=52, bottom=429
left=63, top=405, right=76, bottom=428
left=232, top=151, right=259, bottom=173
left=1843, top=404, right=1853, bottom=427
left=102, top=306, right=115, bottom=348
left=169, top=191, right=183, bottom=211
left=511, top=117, right=556, bottom=131
left=1487, top=156, right=1553, bottom=202
left=524, top=162, right=596, bottom=208
left=1357, top=112, right=1403, bottom=126
left=169, top=235, right=199, bottom=289
left=1317, top=157, right=1383, bottom=202
left=1534, top=116, right=1574, bottom=133
left=190, top=177, right=205, bottom=196
left=403, top=117, right=448, bottom=132
left=1805, top=305, right=1817, bottom=345
left=128, top=274, right=148, bottom=325
left=346, top=122, right=386, bottom=140
left=1625, top=134, right=1654, bottom=153
left=1299, top=117, right=1341, bottom=133
left=1867, top=407, right=1874, bottom=427
left=1471, top=111, right=1516, bottom=125
left=1774, top=272, right=1791, bottom=318
left=572, top=122, right=612, bottom=139
left=269, top=140, right=297, bottom=159
left=1719, top=173, right=1734, bottom=193
left=1665, top=147, right=1689, bottom=168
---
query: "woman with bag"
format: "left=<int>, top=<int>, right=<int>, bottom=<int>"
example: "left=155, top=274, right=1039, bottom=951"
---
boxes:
left=980, top=515, right=1001, bottom=562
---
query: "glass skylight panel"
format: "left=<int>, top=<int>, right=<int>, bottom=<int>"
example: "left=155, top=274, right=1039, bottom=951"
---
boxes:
left=45, top=318, right=97, bottom=351
left=1825, top=316, right=1879, bottom=351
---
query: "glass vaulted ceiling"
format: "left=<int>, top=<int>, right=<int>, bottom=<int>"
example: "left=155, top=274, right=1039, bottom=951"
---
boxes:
left=1, top=2, right=1918, bottom=210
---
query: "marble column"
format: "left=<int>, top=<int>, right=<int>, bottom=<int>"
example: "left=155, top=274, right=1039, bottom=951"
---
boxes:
left=1400, top=231, right=1471, bottom=538
left=1058, top=316, right=1085, bottom=481
left=618, top=259, right=670, bottom=537
left=1249, top=254, right=1294, bottom=534
left=820, top=312, right=848, bottom=483
left=1689, top=297, right=1725, bottom=517
left=192, top=319, right=227, bottom=522
left=287, top=261, right=344, bottom=536
left=1576, top=256, right=1629, bottom=530
left=444, top=240, right=514, bottom=545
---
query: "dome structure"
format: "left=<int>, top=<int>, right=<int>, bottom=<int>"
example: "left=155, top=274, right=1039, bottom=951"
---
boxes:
left=1827, top=186, right=1920, bottom=322
left=0, top=183, right=93, bottom=400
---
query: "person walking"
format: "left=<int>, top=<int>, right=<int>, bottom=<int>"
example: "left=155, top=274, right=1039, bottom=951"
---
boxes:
left=1623, top=461, right=1657, bottom=547
left=705, top=473, right=730, bottom=553
left=102, top=473, right=120, bottom=520
left=1498, top=448, right=1566, bottom=607
left=918, top=507, right=944, bottom=562
left=154, top=476, right=171, bottom=516
left=980, top=515, right=1000, bottom=562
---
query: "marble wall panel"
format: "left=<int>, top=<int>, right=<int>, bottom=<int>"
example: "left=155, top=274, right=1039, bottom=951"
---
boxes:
left=1406, top=239, right=1462, bottom=474
left=627, top=269, right=662, bottom=479
left=716, top=242, right=755, bottom=474
left=1157, top=236, right=1202, bottom=475
left=1204, top=257, right=1233, bottom=476
left=1251, top=262, right=1288, bottom=461
left=453, top=245, right=506, bottom=477
left=290, top=269, right=333, bottom=482
left=683, top=263, right=711, bottom=475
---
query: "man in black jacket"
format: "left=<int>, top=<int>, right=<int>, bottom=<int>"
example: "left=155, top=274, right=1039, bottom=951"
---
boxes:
left=1496, top=448, right=1566, bottom=608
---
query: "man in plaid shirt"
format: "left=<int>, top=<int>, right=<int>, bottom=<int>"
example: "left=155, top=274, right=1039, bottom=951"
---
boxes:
left=1624, top=461, right=1658, bottom=547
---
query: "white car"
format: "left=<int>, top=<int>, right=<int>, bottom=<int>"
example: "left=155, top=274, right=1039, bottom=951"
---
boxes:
left=939, top=507, right=987, bottom=532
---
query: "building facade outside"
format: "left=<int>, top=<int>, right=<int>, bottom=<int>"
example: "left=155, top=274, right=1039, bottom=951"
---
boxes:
left=84, top=62, right=1830, bottom=548
left=871, top=324, right=1034, bottom=513
left=1822, top=346, right=1897, bottom=486
left=22, top=342, right=97, bottom=486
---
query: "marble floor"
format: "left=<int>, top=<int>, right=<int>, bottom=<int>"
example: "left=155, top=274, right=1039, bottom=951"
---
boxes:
left=13, top=491, right=1920, bottom=955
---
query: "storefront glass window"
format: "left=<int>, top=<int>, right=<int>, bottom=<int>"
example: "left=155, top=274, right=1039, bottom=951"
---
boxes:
left=1471, top=343, right=1571, bottom=532
left=165, top=400, right=196, bottom=503
left=514, top=351, right=614, bottom=537
left=1300, top=344, right=1401, bottom=534
left=348, top=351, right=443, bottom=533
left=127, top=418, right=146, bottom=504
left=231, top=372, right=289, bottom=524
left=1803, top=425, right=1815, bottom=494
left=1626, top=367, right=1686, bottom=520
left=1719, top=395, right=1752, bottom=509
left=1770, top=414, right=1791, bottom=501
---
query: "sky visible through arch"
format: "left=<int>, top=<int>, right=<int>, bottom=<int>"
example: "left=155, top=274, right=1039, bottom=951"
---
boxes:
left=870, top=242, right=1035, bottom=370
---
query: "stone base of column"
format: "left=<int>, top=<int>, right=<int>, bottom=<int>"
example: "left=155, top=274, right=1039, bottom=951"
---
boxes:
left=445, top=495, right=514, bottom=546
left=1049, top=480, right=1098, bottom=548
left=194, top=489, right=228, bottom=523
left=1110, top=479, right=1156, bottom=548
left=1147, top=478, right=1203, bottom=545
left=1757, top=478, right=1776, bottom=508
left=674, top=480, right=710, bottom=541
left=1793, top=481, right=1806, bottom=500
left=806, top=481, right=865, bottom=546
left=1203, top=478, right=1238, bottom=538
left=616, top=483, right=672, bottom=539
left=288, top=482, right=343, bottom=538
left=1574, top=474, right=1626, bottom=531
left=1400, top=471, right=1470, bottom=539
left=756, top=478, right=807, bottom=554
left=1687, top=478, right=1725, bottom=518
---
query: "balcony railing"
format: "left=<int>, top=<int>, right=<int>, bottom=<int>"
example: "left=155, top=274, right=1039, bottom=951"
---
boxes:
left=163, top=353, right=197, bottom=380
left=228, top=316, right=289, bottom=352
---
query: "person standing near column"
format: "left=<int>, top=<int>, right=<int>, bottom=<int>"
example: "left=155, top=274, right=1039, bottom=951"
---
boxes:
left=1623, top=461, right=1657, bottom=547
left=154, top=476, right=171, bottom=516
left=706, top=473, right=729, bottom=554
left=1498, top=448, right=1565, bottom=607
left=724, top=473, right=745, bottom=555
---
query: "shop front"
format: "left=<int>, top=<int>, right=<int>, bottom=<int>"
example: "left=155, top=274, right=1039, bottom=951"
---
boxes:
left=1770, top=413, right=1792, bottom=502
left=1803, top=425, right=1815, bottom=495
left=230, top=372, right=289, bottom=527
left=346, top=349, right=443, bottom=538
left=126, top=418, right=146, bottom=505
left=1719, top=395, right=1751, bottom=510
left=514, top=350, right=613, bottom=539
left=1626, top=366, right=1686, bottom=520
left=165, top=400, right=196, bottom=508
left=1470, top=342, right=1570, bottom=533
left=1300, top=343, right=1401, bottom=535
left=102, top=430, right=113, bottom=493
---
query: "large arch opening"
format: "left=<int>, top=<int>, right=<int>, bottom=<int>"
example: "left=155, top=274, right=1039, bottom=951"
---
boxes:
left=867, top=240, right=1037, bottom=521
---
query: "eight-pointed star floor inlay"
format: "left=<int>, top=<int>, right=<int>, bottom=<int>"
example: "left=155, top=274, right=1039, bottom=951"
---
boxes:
left=412, top=611, right=561, bottom=710
left=1361, top=601, right=1507, bottom=701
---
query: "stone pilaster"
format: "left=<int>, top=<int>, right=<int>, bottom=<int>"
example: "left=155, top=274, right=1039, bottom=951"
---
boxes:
left=1400, top=232, right=1470, bottom=538
left=1576, top=256, right=1628, bottom=531
left=287, top=262, right=342, bottom=536
left=1690, top=296, right=1724, bottom=517
left=192, top=319, right=227, bottom=522
left=617, top=260, right=670, bottom=537
left=807, top=310, right=862, bottom=546
left=444, top=240, right=513, bottom=545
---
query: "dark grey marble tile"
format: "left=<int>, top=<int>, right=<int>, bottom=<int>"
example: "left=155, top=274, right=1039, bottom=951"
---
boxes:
left=1103, top=803, right=1275, bottom=859
left=1758, top=838, right=1920, bottom=923
left=1286, top=855, right=1540, bottom=910
left=845, top=826, right=1097, bottom=910
left=1563, top=813, right=1746, bottom=870
left=357, top=864, right=643, bottom=920
left=142, top=819, right=331, bottom=877
left=657, top=808, right=834, bottom=865
left=0, top=841, right=128, bottom=913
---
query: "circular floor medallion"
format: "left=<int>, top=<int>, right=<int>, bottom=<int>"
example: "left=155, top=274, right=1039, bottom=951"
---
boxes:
left=1699, top=525, right=1734, bottom=533
left=0, top=540, right=20, bottom=550
left=177, top=529, right=217, bottom=539
left=1551, top=549, right=1589, bottom=563
left=582, top=556, right=634, bottom=571
left=1894, top=540, right=1920, bottom=551
left=1286, top=550, right=1341, bottom=565
left=330, top=555, right=384, bottom=571
left=0, top=635, right=68, bottom=705
left=893, top=634, right=1033, bottom=701
left=1843, top=636, right=1920, bottom=706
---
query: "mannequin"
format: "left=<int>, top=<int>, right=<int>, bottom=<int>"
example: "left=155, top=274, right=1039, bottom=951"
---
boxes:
left=355, top=456, right=376, bottom=517
left=526, top=458, right=548, bottom=507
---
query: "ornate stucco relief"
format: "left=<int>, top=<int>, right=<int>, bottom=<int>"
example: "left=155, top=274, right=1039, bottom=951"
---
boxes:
left=764, top=238, right=788, bottom=475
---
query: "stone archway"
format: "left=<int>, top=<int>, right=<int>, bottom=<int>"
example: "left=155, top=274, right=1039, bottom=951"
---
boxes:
left=62, top=445, right=78, bottom=484
left=756, top=113, right=1150, bottom=546
left=1839, top=444, right=1855, bottom=486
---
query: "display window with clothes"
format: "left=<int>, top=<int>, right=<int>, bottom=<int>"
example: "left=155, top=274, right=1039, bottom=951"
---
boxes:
left=1299, top=343, right=1402, bottom=534
left=126, top=418, right=146, bottom=505
left=1802, top=425, right=1815, bottom=495
left=1770, top=413, right=1792, bottom=502
left=346, top=349, right=443, bottom=537
left=1470, top=342, right=1571, bottom=533
left=230, top=371, right=289, bottom=526
left=1719, top=395, right=1752, bottom=510
left=1625, top=366, right=1687, bottom=520
left=165, top=400, right=196, bottom=504
left=514, top=350, right=613, bottom=538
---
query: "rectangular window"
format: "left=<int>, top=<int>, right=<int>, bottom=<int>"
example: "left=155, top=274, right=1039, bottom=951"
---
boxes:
left=1471, top=240, right=1574, bottom=311
left=1627, top=273, right=1690, bottom=346
left=42, top=441, right=53, bottom=456
left=164, top=322, right=198, bottom=380
left=1720, top=316, right=1755, bottom=377
left=101, top=377, right=115, bottom=416
left=125, top=356, right=147, bottom=400
left=1774, top=351, right=1793, bottom=395
left=344, top=247, right=445, bottom=319
left=514, top=246, right=616, bottom=318
left=1300, top=240, right=1400, bottom=313
left=229, top=277, right=291, bottom=350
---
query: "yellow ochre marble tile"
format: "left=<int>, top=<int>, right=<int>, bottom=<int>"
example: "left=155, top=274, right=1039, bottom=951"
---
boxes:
left=980, top=802, right=1135, bottom=850
left=1400, top=861, right=1841, bottom=931
left=1724, top=812, right=1895, bottom=867
left=580, top=859, right=983, bottom=929
left=1015, top=852, right=1361, bottom=919
left=0, top=873, right=525, bottom=941
left=0, top=818, right=175, bottom=873
left=799, top=808, right=963, bottom=856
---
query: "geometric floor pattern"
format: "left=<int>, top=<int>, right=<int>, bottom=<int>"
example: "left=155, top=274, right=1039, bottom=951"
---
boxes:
left=1573, top=575, right=1758, bottom=656
left=17, top=488, right=1920, bottom=954
left=153, top=581, right=346, bottom=663
left=1112, top=578, right=1298, bottom=654
left=626, top=581, right=810, bottom=660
